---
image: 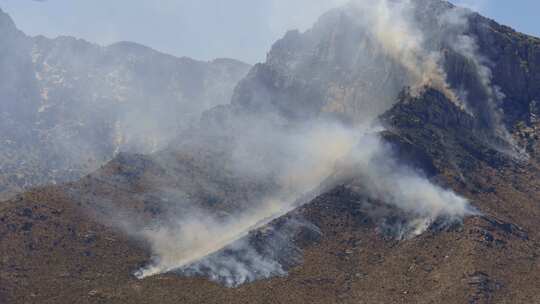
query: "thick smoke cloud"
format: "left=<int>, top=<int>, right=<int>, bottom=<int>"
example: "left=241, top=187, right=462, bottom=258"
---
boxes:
left=132, top=121, right=474, bottom=286
left=133, top=120, right=364, bottom=280
left=113, top=0, right=507, bottom=287
left=341, top=133, right=476, bottom=238
left=0, top=0, right=520, bottom=288
left=333, top=0, right=515, bottom=148
left=346, top=0, right=459, bottom=103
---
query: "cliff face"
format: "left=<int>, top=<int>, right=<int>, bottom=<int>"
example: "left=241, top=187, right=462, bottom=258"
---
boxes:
left=466, top=14, right=540, bottom=126
left=0, top=9, right=251, bottom=200
left=440, top=11, right=540, bottom=130
left=3, top=87, right=540, bottom=304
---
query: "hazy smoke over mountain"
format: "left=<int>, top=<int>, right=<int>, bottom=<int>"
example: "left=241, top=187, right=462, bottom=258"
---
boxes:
left=346, top=0, right=458, bottom=102
left=123, top=0, right=511, bottom=287
left=133, top=120, right=364, bottom=280
left=98, top=0, right=505, bottom=287
left=0, top=15, right=250, bottom=200
left=339, top=0, right=514, bottom=143
left=133, top=121, right=474, bottom=286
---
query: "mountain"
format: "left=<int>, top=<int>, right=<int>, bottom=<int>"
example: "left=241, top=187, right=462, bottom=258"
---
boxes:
left=233, top=0, right=540, bottom=131
left=0, top=9, right=251, bottom=200
left=2, top=1, right=540, bottom=303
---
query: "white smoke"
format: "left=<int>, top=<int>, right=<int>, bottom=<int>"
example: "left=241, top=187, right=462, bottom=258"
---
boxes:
left=134, top=120, right=364, bottom=279
left=124, top=0, right=496, bottom=287
left=346, top=0, right=459, bottom=102
left=133, top=197, right=293, bottom=279
left=342, top=133, right=476, bottom=238
left=0, top=0, right=523, bottom=289
left=133, top=119, right=474, bottom=285
left=439, top=6, right=518, bottom=149
left=344, top=0, right=517, bottom=148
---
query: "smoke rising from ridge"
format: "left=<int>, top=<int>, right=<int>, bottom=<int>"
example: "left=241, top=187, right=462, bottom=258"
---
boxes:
left=133, top=120, right=365, bottom=280
left=346, top=0, right=459, bottom=103
left=439, top=6, right=517, bottom=148
left=131, top=119, right=474, bottom=286
left=110, top=0, right=508, bottom=287
left=343, top=0, right=515, bottom=147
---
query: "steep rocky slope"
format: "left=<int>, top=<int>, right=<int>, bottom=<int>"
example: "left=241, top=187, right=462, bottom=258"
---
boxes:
left=0, top=8, right=250, bottom=200
left=232, top=0, right=540, bottom=133
left=2, top=1, right=540, bottom=303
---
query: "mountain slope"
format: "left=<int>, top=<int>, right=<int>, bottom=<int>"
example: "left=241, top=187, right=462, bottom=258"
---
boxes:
left=0, top=9, right=250, bottom=200
left=2, top=1, right=540, bottom=303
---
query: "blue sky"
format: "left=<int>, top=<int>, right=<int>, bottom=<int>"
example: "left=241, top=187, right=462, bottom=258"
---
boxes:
left=0, top=0, right=538, bottom=64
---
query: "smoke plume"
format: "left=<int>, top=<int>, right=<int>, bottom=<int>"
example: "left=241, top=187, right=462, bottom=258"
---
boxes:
left=131, top=119, right=474, bottom=286
left=112, top=0, right=502, bottom=287
left=346, top=0, right=459, bottom=102
left=439, top=6, right=518, bottom=149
